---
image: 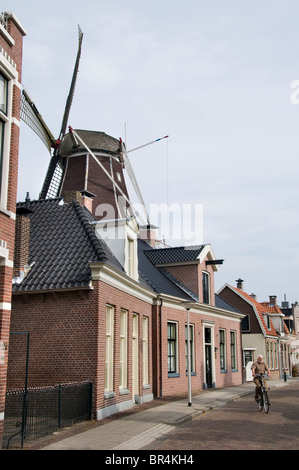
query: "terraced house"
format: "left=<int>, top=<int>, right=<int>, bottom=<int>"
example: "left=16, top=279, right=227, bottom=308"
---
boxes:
left=6, top=129, right=244, bottom=431
left=218, top=279, right=294, bottom=381
left=0, top=11, right=26, bottom=448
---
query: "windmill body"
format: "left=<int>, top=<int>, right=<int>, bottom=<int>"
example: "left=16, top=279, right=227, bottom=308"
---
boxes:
left=58, top=129, right=131, bottom=220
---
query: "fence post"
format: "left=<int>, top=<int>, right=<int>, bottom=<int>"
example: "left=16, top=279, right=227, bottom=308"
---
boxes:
left=58, top=385, right=62, bottom=429
left=89, top=382, right=93, bottom=420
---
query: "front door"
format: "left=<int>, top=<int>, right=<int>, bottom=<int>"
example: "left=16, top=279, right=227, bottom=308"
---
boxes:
left=205, top=344, right=213, bottom=388
left=204, top=327, right=213, bottom=388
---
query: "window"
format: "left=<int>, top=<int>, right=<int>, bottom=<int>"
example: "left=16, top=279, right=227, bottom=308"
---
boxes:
left=105, top=305, right=114, bottom=392
left=119, top=309, right=128, bottom=390
left=219, top=329, right=226, bottom=370
left=241, top=315, right=250, bottom=331
left=142, top=317, right=149, bottom=385
left=185, top=324, right=194, bottom=373
left=266, top=341, right=271, bottom=368
left=275, top=342, right=279, bottom=370
left=0, top=73, right=8, bottom=197
left=127, top=236, right=134, bottom=278
left=230, top=331, right=237, bottom=370
left=0, top=74, right=8, bottom=115
left=202, top=271, right=210, bottom=304
left=0, top=120, right=4, bottom=192
left=167, top=322, right=178, bottom=374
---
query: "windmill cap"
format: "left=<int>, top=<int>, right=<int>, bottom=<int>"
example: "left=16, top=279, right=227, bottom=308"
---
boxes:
left=58, top=129, right=121, bottom=157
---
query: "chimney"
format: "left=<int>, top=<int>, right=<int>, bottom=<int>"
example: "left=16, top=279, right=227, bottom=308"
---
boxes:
left=236, top=278, right=244, bottom=290
left=269, top=295, right=277, bottom=306
left=14, top=193, right=31, bottom=278
left=139, top=224, right=158, bottom=247
left=62, top=190, right=96, bottom=213
left=251, top=293, right=256, bottom=300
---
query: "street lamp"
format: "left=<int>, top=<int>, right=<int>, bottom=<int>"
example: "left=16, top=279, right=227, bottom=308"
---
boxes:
left=181, top=302, right=196, bottom=407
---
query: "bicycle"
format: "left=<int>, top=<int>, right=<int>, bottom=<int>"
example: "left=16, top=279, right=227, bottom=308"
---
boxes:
left=254, top=374, right=270, bottom=413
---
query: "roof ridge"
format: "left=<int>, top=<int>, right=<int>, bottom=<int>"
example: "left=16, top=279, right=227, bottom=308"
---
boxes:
left=72, top=202, right=108, bottom=262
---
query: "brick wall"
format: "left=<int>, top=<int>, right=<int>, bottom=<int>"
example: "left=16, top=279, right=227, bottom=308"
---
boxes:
left=159, top=303, right=243, bottom=397
left=0, top=12, right=26, bottom=448
left=9, top=280, right=153, bottom=420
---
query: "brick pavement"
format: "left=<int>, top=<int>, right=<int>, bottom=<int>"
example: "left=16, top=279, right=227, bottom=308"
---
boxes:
left=144, top=381, right=299, bottom=450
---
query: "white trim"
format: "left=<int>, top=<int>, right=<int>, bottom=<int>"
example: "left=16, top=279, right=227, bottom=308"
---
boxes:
left=90, top=262, right=155, bottom=304
left=0, top=24, right=15, bottom=46
left=4, top=12, right=27, bottom=36
left=0, top=412, right=4, bottom=421
left=0, top=302, right=11, bottom=311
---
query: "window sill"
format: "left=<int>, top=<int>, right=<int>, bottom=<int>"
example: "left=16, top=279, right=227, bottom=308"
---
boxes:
left=143, top=384, right=150, bottom=390
left=232, top=369, right=238, bottom=373
left=168, top=373, right=180, bottom=378
left=220, top=369, right=228, bottom=373
left=104, top=391, right=116, bottom=399
left=119, top=388, right=129, bottom=395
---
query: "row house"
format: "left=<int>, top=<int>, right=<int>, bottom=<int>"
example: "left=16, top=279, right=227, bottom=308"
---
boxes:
left=0, top=11, right=26, bottom=448
left=6, top=129, right=245, bottom=424
left=218, top=279, right=295, bottom=381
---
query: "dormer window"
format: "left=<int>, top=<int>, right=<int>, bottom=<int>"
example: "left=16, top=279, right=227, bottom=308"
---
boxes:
left=127, top=236, right=135, bottom=278
left=202, top=271, right=210, bottom=304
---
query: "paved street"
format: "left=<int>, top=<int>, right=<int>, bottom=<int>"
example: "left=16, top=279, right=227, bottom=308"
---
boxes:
left=144, top=382, right=299, bottom=451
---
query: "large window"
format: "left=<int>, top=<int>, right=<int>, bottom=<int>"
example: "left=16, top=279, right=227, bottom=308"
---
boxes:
left=0, top=120, right=4, bottom=192
left=219, top=329, right=226, bottom=370
left=142, top=316, right=149, bottom=385
left=119, top=309, right=128, bottom=390
left=185, top=324, right=194, bottom=372
left=230, top=331, right=237, bottom=370
left=0, top=74, right=8, bottom=115
left=202, top=271, right=210, bottom=304
left=105, top=305, right=114, bottom=392
left=0, top=73, right=8, bottom=197
left=167, top=322, right=178, bottom=374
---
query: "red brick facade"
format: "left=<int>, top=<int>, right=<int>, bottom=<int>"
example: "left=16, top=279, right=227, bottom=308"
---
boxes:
left=9, top=278, right=154, bottom=420
left=0, top=12, right=26, bottom=447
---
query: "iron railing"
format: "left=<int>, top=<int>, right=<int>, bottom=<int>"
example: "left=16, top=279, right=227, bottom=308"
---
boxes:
left=3, top=382, right=93, bottom=449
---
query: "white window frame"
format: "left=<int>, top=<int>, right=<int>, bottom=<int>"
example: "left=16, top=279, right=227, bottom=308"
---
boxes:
left=0, top=60, right=18, bottom=212
left=230, top=330, right=237, bottom=370
left=142, top=316, right=149, bottom=385
left=105, top=304, right=114, bottom=393
left=119, top=309, right=128, bottom=390
left=185, top=323, right=195, bottom=373
left=167, top=321, right=178, bottom=375
left=202, top=271, right=210, bottom=304
left=219, top=328, right=227, bottom=371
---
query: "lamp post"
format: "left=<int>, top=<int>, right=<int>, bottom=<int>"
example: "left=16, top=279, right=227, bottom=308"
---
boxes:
left=186, top=307, right=192, bottom=406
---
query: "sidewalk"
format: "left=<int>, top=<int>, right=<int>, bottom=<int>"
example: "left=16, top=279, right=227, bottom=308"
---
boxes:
left=37, top=377, right=297, bottom=450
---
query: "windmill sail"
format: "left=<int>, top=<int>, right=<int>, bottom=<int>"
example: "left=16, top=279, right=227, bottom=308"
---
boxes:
left=39, top=25, right=83, bottom=199
left=20, top=88, right=57, bottom=153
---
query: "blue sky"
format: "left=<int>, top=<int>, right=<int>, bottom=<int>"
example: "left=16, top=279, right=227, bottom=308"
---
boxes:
left=3, top=0, right=299, bottom=303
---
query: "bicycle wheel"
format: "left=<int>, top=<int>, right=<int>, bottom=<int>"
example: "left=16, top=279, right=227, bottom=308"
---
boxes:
left=262, top=391, right=270, bottom=413
left=258, top=395, right=263, bottom=411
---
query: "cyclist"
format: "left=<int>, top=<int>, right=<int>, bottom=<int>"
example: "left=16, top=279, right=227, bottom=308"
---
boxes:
left=251, top=355, right=270, bottom=402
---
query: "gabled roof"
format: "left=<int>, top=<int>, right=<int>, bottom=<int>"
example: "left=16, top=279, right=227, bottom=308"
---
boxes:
left=13, top=198, right=124, bottom=293
left=223, top=285, right=278, bottom=337
left=137, top=239, right=194, bottom=300
left=144, top=245, right=205, bottom=265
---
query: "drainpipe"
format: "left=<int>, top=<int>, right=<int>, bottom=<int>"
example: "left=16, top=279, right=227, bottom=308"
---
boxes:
left=159, top=298, right=163, bottom=397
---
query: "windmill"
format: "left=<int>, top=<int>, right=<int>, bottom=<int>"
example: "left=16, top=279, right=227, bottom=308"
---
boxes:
left=20, top=26, right=168, bottom=227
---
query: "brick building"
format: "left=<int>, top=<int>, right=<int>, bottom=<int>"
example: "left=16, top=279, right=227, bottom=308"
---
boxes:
left=0, top=11, right=26, bottom=447
left=218, top=280, right=294, bottom=380
left=7, top=185, right=244, bottom=423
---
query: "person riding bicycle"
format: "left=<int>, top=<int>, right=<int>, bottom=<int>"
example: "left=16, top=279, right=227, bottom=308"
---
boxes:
left=251, top=355, right=270, bottom=401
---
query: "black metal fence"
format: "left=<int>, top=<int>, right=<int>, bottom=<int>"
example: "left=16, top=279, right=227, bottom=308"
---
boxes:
left=2, top=382, right=93, bottom=449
